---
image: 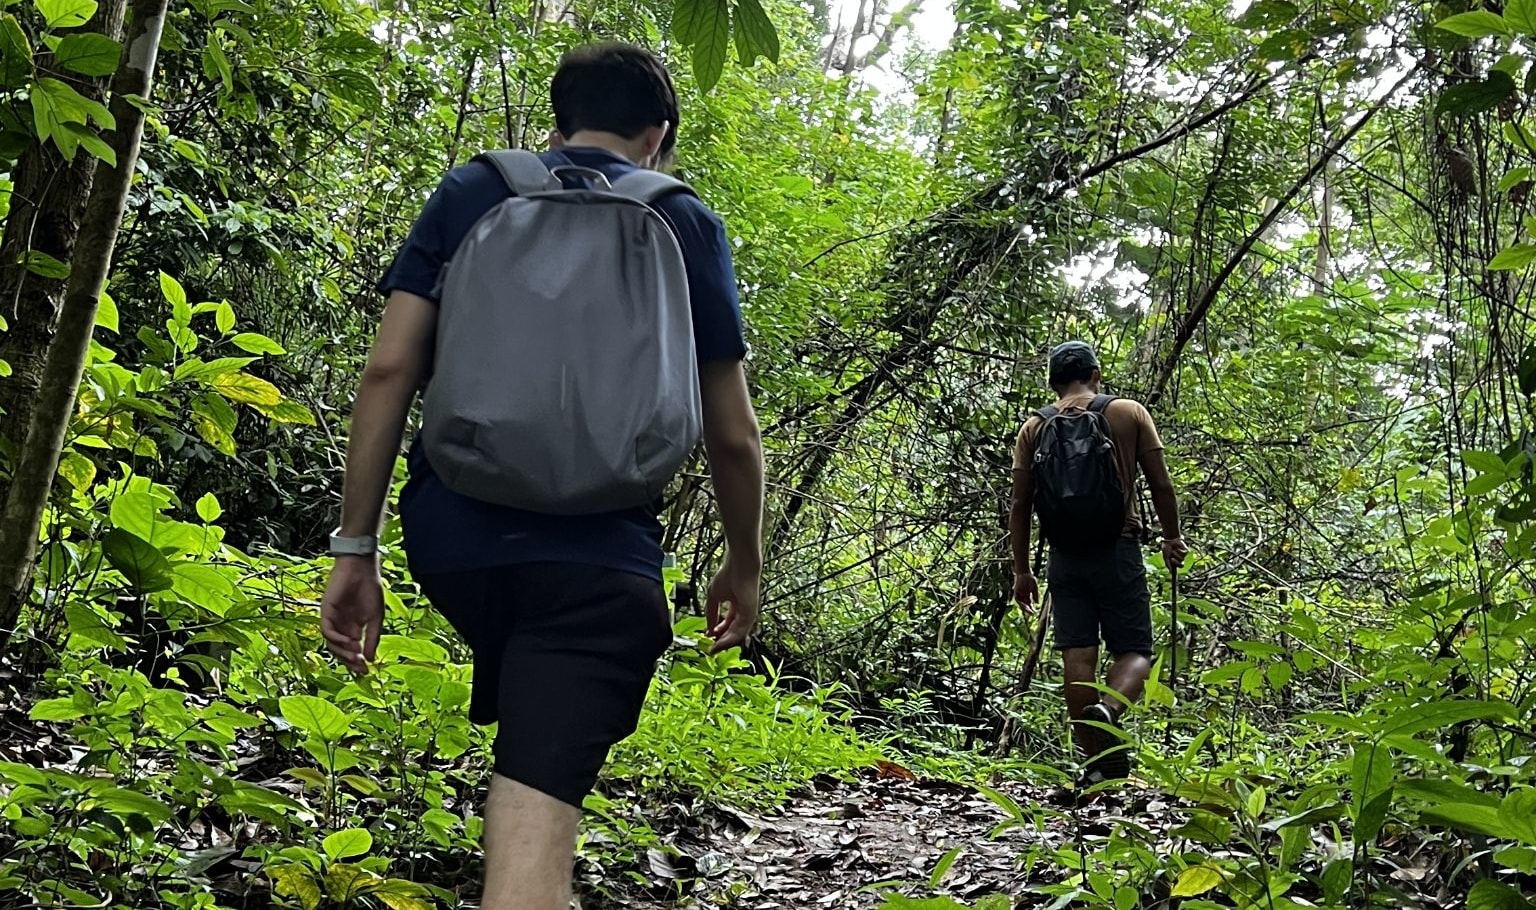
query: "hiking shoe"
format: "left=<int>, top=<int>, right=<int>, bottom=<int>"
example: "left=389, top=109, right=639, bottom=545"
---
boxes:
left=1048, top=768, right=1110, bottom=808
left=1081, top=702, right=1132, bottom=781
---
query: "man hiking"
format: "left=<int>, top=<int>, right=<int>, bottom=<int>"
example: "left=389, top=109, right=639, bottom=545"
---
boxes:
left=1009, top=340, right=1186, bottom=804
left=318, top=43, right=765, bottom=910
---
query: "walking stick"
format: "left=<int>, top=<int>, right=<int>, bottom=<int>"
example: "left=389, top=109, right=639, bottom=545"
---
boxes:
left=1169, top=564, right=1180, bottom=698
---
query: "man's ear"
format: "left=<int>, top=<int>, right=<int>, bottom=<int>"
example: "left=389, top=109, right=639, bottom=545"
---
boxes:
left=640, top=122, right=671, bottom=166
left=547, top=129, right=566, bottom=149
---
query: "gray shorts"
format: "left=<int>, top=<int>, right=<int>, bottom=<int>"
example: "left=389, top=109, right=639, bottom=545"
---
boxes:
left=1048, top=537, right=1153, bottom=657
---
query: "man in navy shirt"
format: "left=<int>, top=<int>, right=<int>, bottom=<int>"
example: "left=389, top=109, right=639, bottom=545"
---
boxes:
left=318, top=43, right=765, bottom=910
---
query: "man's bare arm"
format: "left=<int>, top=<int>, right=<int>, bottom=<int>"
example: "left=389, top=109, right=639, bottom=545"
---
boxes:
left=337, top=292, right=436, bottom=537
left=699, top=360, right=764, bottom=570
left=1138, top=447, right=1180, bottom=541
left=1009, top=467, right=1034, bottom=577
left=698, top=360, right=764, bottom=652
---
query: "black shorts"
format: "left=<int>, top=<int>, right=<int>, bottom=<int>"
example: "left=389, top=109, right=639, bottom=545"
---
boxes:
left=1048, top=538, right=1153, bottom=657
left=416, top=563, right=672, bottom=808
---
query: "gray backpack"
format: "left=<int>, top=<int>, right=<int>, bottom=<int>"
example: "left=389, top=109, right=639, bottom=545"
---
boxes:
left=420, top=150, right=702, bottom=514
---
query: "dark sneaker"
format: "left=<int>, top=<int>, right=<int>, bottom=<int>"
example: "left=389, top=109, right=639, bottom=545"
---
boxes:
left=1048, top=768, right=1111, bottom=808
left=1081, top=702, right=1132, bottom=780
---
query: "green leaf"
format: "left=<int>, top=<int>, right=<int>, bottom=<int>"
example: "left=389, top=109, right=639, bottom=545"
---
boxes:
left=267, top=399, right=316, bottom=425
left=102, top=528, right=174, bottom=592
left=191, top=393, right=238, bottom=455
left=1235, top=0, right=1297, bottom=29
left=278, top=694, right=352, bottom=741
left=1465, top=450, right=1510, bottom=474
left=1436, top=10, right=1513, bottom=38
left=161, top=271, right=190, bottom=323
left=1257, top=28, right=1311, bottom=61
left=211, top=371, right=282, bottom=406
left=1506, top=0, right=1536, bottom=36
left=215, top=301, right=235, bottom=335
left=1266, top=661, right=1293, bottom=689
left=268, top=865, right=323, bottom=910
left=172, top=562, right=235, bottom=614
left=109, top=489, right=159, bottom=540
left=91, top=786, right=173, bottom=823
left=61, top=121, right=114, bottom=166
left=1170, top=864, right=1224, bottom=897
left=1489, top=243, right=1536, bottom=270
left=96, top=290, right=118, bottom=332
left=54, top=33, right=119, bottom=76
left=1382, top=698, right=1514, bottom=738
left=1498, top=789, right=1536, bottom=845
left=35, top=0, right=98, bottom=29
left=675, top=0, right=729, bottom=91
left=175, top=356, right=258, bottom=382
left=231, top=332, right=286, bottom=355
left=0, top=15, right=34, bottom=86
left=22, top=250, right=70, bottom=279
left=322, top=828, right=373, bottom=862
left=1467, top=879, right=1536, bottom=910
left=57, top=450, right=96, bottom=490
left=195, top=492, right=222, bottom=523
left=1437, top=72, right=1517, bottom=117
left=734, top=0, right=779, bottom=65
left=1495, top=846, right=1536, bottom=874
left=29, top=697, right=85, bottom=721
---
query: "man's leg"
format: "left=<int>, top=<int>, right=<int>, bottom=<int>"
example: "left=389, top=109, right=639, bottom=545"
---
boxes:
left=1102, top=650, right=1151, bottom=714
left=482, top=774, right=582, bottom=910
left=1061, top=645, right=1101, bottom=758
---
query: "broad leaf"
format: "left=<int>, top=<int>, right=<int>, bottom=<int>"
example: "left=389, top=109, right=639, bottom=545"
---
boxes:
left=96, top=290, right=118, bottom=332
left=54, top=33, right=120, bottom=76
left=322, top=828, right=373, bottom=862
left=734, top=0, right=779, bottom=66
left=211, top=371, right=282, bottom=407
left=231, top=332, right=286, bottom=355
left=0, top=15, right=33, bottom=86
left=1505, top=0, right=1536, bottom=37
left=268, top=865, right=323, bottom=910
left=1170, top=864, right=1224, bottom=897
left=1467, top=879, right=1536, bottom=910
left=30, top=77, right=88, bottom=144
left=1436, top=72, right=1517, bottom=116
left=195, top=492, right=222, bottom=523
left=1489, top=243, right=1536, bottom=270
left=109, top=489, right=159, bottom=540
left=1436, top=10, right=1513, bottom=38
left=1498, top=789, right=1536, bottom=845
left=35, top=0, right=97, bottom=29
left=278, top=694, right=352, bottom=741
left=1381, top=698, right=1514, bottom=738
left=101, top=528, right=174, bottom=592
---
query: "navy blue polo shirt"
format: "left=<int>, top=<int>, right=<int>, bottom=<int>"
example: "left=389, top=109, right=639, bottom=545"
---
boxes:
left=377, top=147, right=747, bottom=581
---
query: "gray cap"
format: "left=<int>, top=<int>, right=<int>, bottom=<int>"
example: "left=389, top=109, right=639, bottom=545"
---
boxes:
left=1048, top=340, right=1100, bottom=384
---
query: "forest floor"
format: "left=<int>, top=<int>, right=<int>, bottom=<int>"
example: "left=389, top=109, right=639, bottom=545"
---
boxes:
left=589, top=764, right=1166, bottom=909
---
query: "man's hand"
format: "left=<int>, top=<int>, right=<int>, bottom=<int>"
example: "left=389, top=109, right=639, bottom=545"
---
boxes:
left=705, top=557, right=761, bottom=654
left=320, top=555, right=384, bottom=674
left=1162, top=536, right=1189, bottom=569
left=1014, top=571, right=1039, bottom=613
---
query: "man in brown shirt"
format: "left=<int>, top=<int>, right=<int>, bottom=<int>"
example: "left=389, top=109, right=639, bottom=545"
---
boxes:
left=1009, top=341, right=1187, bottom=798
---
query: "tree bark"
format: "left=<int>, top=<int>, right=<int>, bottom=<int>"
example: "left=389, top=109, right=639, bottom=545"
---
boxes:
left=0, top=0, right=129, bottom=460
left=0, top=0, right=169, bottom=644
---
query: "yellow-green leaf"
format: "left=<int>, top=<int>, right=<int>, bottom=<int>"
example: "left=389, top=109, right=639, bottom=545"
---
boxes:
left=211, top=371, right=282, bottom=407
left=57, top=450, right=96, bottom=490
left=1170, top=864, right=1225, bottom=897
left=35, top=0, right=98, bottom=30
left=268, top=864, right=323, bottom=910
left=96, top=290, right=118, bottom=332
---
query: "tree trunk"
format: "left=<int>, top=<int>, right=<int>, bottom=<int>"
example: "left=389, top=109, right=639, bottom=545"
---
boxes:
left=0, top=0, right=129, bottom=461
left=0, top=0, right=169, bottom=644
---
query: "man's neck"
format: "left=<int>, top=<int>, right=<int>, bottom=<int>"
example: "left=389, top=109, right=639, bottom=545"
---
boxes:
left=560, top=131, right=641, bottom=163
left=1056, top=382, right=1097, bottom=400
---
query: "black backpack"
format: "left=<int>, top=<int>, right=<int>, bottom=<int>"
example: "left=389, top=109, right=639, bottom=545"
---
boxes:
left=1032, top=394, right=1126, bottom=554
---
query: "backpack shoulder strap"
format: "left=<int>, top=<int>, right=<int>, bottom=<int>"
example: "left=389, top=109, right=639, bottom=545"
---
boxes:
left=1035, top=405, right=1060, bottom=421
left=1088, top=394, right=1117, bottom=413
left=610, top=168, right=698, bottom=206
left=474, top=150, right=559, bottom=196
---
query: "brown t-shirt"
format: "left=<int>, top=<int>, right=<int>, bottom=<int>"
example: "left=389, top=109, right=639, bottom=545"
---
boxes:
left=1013, top=393, right=1164, bottom=537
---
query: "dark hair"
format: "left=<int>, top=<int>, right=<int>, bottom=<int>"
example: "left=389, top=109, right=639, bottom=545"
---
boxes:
left=1049, top=362, right=1097, bottom=388
left=550, top=43, right=678, bottom=156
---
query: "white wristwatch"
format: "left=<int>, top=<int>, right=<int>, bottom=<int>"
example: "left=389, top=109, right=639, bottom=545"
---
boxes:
left=329, top=528, right=379, bottom=557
